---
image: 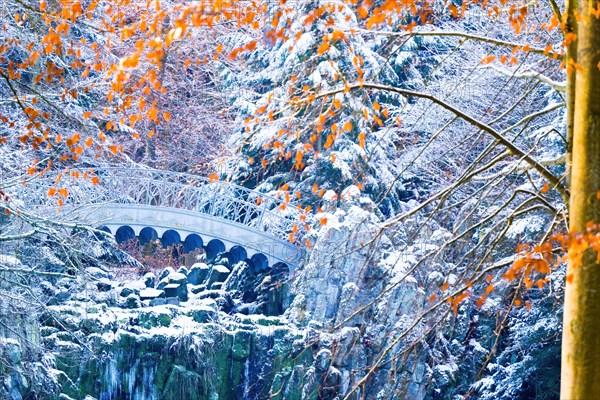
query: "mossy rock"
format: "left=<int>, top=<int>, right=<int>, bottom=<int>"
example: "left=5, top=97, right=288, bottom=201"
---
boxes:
left=189, top=306, right=217, bottom=323
left=40, top=326, right=59, bottom=337
left=231, top=330, right=253, bottom=361
left=255, top=316, right=281, bottom=327
left=139, top=310, right=172, bottom=329
left=270, top=373, right=284, bottom=400
left=162, top=365, right=207, bottom=399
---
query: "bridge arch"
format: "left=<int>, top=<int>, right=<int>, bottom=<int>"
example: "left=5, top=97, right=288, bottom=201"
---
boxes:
left=205, top=239, right=226, bottom=261
left=115, top=226, right=135, bottom=244
left=226, top=245, right=247, bottom=266
left=183, top=234, right=203, bottom=253
left=271, top=262, right=290, bottom=281
left=139, top=227, right=158, bottom=245
left=161, top=229, right=181, bottom=248
left=101, top=224, right=291, bottom=271
left=249, top=253, right=269, bottom=274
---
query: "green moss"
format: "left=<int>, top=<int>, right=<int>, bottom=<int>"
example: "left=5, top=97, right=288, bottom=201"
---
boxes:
left=159, top=313, right=171, bottom=327
left=231, top=330, right=253, bottom=361
left=162, top=365, right=207, bottom=399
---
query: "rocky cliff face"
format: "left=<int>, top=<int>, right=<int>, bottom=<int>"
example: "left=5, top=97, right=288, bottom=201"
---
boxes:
left=0, top=194, right=430, bottom=399
left=1, top=196, right=561, bottom=399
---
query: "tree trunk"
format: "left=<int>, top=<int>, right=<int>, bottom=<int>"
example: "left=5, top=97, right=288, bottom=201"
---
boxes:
left=565, top=0, right=578, bottom=187
left=561, top=1, right=600, bottom=397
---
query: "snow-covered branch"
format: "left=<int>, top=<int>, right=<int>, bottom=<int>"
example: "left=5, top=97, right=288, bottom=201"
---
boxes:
left=311, top=82, right=568, bottom=202
left=481, top=64, right=566, bottom=92
left=350, top=29, right=563, bottom=58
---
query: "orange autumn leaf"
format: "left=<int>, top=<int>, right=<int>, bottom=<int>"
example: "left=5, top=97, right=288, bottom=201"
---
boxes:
left=147, top=107, right=158, bottom=121
left=476, top=295, right=487, bottom=308
left=541, top=183, right=550, bottom=194
left=317, top=41, right=330, bottom=55
left=480, top=55, right=496, bottom=64
left=357, top=6, right=368, bottom=19
left=358, top=132, right=366, bottom=148
left=324, top=135, right=334, bottom=149
left=452, top=291, right=470, bottom=315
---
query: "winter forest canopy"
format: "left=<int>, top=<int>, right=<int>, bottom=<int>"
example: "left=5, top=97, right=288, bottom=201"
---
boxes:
left=1, top=0, right=600, bottom=398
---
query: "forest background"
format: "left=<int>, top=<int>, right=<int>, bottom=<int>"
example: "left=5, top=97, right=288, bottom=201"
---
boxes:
left=1, top=0, right=598, bottom=397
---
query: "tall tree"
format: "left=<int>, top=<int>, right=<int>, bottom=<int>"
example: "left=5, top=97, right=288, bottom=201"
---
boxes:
left=561, top=0, right=600, bottom=396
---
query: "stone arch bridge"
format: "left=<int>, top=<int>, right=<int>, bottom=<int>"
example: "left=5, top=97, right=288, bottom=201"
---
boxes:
left=26, top=167, right=303, bottom=274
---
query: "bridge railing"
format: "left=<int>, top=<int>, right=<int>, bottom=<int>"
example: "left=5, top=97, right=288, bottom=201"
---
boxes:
left=13, top=167, right=305, bottom=244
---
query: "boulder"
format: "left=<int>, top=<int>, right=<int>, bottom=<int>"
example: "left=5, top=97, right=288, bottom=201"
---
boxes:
left=165, top=297, right=180, bottom=306
left=159, top=267, right=175, bottom=281
left=118, top=280, right=146, bottom=297
left=168, top=272, right=187, bottom=285
left=143, top=272, right=156, bottom=288
left=187, top=263, right=210, bottom=285
left=139, top=288, right=165, bottom=301
left=189, top=284, right=206, bottom=294
left=177, top=266, right=188, bottom=276
left=96, top=278, right=112, bottom=292
left=119, top=287, right=134, bottom=297
left=207, top=265, right=230, bottom=286
left=190, top=306, right=217, bottom=323
left=164, top=283, right=188, bottom=302
left=125, top=294, right=141, bottom=309
left=157, top=278, right=169, bottom=290
left=150, top=298, right=167, bottom=307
